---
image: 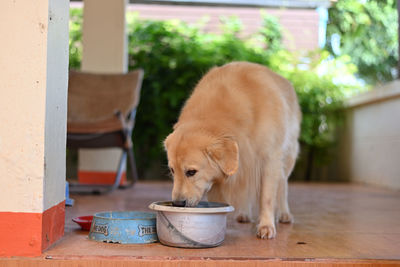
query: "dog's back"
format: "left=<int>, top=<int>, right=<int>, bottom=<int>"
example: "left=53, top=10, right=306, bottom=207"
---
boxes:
left=178, top=61, right=300, bottom=147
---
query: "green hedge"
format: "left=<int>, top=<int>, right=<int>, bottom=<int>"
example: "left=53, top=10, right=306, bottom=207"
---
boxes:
left=70, top=9, right=361, bottom=180
left=326, top=0, right=398, bottom=85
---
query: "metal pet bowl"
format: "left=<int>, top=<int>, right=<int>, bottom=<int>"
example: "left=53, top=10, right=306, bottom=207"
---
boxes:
left=88, top=211, right=158, bottom=244
left=149, top=201, right=234, bottom=248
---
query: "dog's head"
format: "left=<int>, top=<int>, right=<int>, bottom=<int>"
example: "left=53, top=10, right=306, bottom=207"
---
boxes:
left=164, top=130, right=238, bottom=207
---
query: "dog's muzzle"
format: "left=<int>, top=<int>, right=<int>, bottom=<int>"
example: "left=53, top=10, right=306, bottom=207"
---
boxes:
left=172, top=200, right=187, bottom=207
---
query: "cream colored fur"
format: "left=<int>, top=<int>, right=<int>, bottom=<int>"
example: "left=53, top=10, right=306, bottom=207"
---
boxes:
left=164, top=61, right=301, bottom=239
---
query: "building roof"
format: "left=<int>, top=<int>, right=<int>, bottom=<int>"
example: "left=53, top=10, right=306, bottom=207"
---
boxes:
left=129, top=0, right=331, bottom=8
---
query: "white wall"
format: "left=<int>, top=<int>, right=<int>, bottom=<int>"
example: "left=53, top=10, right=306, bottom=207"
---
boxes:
left=339, top=81, right=400, bottom=190
left=0, top=0, right=69, bottom=212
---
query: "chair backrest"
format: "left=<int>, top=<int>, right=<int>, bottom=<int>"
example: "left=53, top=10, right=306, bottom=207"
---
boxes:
left=68, top=69, right=144, bottom=124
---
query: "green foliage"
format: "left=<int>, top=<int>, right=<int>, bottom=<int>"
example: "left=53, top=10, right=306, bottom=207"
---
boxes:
left=69, top=9, right=361, bottom=179
left=271, top=50, right=358, bottom=160
left=69, top=8, right=82, bottom=70
left=288, top=63, right=344, bottom=150
left=258, top=11, right=283, bottom=54
left=326, top=0, right=398, bottom=85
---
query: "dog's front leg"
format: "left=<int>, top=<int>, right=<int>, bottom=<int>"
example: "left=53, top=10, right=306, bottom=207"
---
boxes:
left=257, top=157, right=283, bottom=239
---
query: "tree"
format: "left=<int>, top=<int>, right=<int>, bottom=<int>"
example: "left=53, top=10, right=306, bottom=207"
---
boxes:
left=326, top=0, right=398, bottom=85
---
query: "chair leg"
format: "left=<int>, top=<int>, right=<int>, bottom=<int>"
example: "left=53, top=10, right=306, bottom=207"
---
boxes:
left=110, top=150, right=127, bottom=192
left=127, top=146, right=138, bottom=184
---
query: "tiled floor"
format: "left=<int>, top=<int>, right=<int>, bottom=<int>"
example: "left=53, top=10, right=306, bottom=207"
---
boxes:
left=5, top=182, right=400, bottom=266
left=51, top=182, right=400, bottom=259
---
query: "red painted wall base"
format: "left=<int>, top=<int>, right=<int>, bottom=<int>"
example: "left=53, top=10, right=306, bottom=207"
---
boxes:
left=0, top=200, right=65, bottom=257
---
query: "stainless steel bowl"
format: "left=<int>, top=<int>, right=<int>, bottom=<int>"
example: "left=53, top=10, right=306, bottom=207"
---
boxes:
left=149, top=201, right=234, bottom=248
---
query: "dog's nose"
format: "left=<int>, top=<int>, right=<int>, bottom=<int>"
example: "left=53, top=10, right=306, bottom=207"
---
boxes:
left=172, top=200, right=186, bottom=207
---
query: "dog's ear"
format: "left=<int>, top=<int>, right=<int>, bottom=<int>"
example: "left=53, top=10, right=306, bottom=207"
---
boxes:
left=206, top=136, right=239, bottom=176
left=172, top=122, right=180, bottom=130
left=163, top=133, right=173, bottom=151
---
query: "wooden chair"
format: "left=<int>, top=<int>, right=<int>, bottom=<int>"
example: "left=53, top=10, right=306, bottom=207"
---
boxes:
left=67, top=69, right=144, bottom=194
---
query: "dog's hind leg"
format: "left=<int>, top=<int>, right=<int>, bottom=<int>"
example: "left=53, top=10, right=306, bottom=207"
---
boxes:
left=277, top=142, right=298, bottom=223
left=277, top=177, right=293, bottom=223
left=236, top=213, right=251, bottom=223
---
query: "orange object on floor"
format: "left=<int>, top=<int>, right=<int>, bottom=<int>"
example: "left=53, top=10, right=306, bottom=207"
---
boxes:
left=78, top=171, right=127, bottom=185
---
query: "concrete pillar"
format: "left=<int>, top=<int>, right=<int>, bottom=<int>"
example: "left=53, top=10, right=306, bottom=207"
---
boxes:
left=0, top=0, right=69, bottom=256
left=78, top=0, right=129, bottom=185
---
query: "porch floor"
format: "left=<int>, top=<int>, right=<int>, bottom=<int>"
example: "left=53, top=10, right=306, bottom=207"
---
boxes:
left=10, top=182, right=400, bottom=266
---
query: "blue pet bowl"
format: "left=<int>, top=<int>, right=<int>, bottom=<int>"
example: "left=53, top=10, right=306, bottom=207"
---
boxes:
left=88, top=211, right=158, bottom=244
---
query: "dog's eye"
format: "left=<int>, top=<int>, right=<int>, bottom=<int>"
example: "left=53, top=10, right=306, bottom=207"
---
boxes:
left=169, top=167, right=174, bottom=174
left=185, top=169, right=197, bottom=177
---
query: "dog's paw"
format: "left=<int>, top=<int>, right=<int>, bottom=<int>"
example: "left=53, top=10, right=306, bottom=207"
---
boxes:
left=279, top=212, right=293, bottom=224
left=236, top=214, right=250, bottom=223
left=257, top=224, right=276, bottom=239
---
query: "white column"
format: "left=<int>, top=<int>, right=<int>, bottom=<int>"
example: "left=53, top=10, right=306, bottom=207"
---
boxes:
left=78, top=0, right=128, bottom=184
left=0, top=0, right=69, bottom=256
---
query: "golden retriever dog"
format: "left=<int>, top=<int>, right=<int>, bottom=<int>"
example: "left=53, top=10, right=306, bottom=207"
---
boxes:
left=164, top=61, right=301, bottom=239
